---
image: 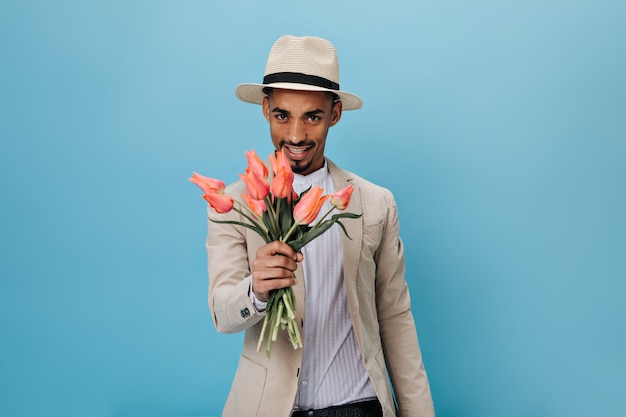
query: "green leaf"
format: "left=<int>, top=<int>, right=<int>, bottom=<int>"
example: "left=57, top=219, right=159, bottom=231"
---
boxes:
left=210, top=219, right=272, bottom=243
left=286, top=212, right=362, bottom=251
left=331, top=212, right=362, bottom=240
left=331, top=212, right=362, bottom=221
left=287, top=221, right=332, bottom=251
left=278, top=198, right=295, bottom=238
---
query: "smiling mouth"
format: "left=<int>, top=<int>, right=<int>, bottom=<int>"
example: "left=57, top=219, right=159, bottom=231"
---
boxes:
left=284, top=144, right=313, bottom=159
left=287, top=146, right=307, bottom=154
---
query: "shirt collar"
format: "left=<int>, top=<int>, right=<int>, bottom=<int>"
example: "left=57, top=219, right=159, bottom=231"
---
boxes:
left=292, top=159, right=329, bottom=186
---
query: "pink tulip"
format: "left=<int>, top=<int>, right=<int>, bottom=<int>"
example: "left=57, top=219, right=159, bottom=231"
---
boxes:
left=330, top=185, right=355, bottom=210
left=188, top=172, right=226, bottom=195
left=245, top=149, right=268, bottom=180
left=293, top=186, right=329, bottom=225
left=239, top=170, right=270, bottom=201
left=203, top=192, right=234, bottom=213
left=242, top=193, right=267, bottom=218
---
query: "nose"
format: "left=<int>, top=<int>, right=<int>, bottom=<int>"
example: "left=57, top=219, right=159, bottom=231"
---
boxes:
left=287, top=119, right=305, bottom=144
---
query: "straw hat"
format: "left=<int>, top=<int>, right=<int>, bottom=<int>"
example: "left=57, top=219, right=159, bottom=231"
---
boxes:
left=235, top=35, right=363, bottom=110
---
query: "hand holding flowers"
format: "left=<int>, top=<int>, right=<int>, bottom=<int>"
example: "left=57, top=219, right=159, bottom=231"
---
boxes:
left=189, top=150, right=360, bottom=358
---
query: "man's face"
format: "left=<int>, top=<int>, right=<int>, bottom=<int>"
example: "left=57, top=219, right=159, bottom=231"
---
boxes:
left=262, top=89, right=342, bottom=176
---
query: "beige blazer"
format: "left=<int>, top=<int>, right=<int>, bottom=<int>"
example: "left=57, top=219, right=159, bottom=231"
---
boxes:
left=206, top=159, right=435, bottom=417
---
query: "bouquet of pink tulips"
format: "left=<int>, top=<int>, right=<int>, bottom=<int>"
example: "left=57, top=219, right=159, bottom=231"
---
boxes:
left=189, top=150, right=360, bottom=358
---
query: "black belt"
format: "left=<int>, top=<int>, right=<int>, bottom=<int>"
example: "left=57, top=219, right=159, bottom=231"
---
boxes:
left=292, top=399, right=382, bottom=417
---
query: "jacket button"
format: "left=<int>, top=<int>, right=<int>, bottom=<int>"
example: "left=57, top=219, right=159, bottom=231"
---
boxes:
left=240, top=307, right=250, bottom=318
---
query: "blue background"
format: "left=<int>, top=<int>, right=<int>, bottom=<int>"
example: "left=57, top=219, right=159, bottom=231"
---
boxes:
left=1, top=1, right=624, bottom=416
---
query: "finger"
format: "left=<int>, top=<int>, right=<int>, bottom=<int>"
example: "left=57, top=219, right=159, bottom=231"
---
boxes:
left=255, top=255, right=299, bottom=273
left=254, top=275, right=297, bottom=293
left=252, top=275, right=297, bottom=302
left=253, top=258, right=298, bottom=282
left=257, top=241, right=298, bottom=260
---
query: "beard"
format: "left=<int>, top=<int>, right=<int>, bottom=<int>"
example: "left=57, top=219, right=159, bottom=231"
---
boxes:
left=290, top=159, right=313, bottom=174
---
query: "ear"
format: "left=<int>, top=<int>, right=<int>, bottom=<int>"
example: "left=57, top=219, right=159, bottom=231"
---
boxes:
left=262, top=96, right=270, bottom=122
left=329, top=100, right=343, bottom=127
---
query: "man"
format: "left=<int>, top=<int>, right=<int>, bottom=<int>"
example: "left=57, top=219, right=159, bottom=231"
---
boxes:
left=206, top=35, right=435, bottom=417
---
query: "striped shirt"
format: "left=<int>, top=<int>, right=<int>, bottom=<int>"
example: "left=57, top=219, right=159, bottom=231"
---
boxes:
left=291, top=163, right=377, bottom=410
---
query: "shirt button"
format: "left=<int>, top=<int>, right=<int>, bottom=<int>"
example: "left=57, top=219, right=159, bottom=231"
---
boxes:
left=302, top=380, right=308, bottom=386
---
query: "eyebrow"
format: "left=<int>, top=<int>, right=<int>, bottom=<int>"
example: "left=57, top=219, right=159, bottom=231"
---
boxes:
left=271, top=107, right=326, bottom=116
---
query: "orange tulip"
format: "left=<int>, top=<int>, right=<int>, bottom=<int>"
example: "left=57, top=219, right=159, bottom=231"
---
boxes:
left=245, top=149, right=268, bottom=180
left=330, top=185, right=355, bottom=210
left=270, top=149, right=292, bottom=176
left=293, top=186, right=329, bottom=225
left=272, top=167, right=294, bottom=199
left=270, top=150, right=294, bottom=199
left=188, top=172, right=226, bottom=195
left=242, top=193, right=267, bottom=218
left=203, top=192, right=234, bottom=213
left=239, top=170, right=270, bottom=201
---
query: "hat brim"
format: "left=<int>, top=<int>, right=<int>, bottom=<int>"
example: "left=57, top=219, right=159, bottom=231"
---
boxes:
left=235, top=82, right=363, bottom=110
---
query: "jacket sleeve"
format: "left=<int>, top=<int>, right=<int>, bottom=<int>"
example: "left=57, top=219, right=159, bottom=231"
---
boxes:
left=375, top=190, right=436, bottom=417
left=206, top=199, right=265, bottom=334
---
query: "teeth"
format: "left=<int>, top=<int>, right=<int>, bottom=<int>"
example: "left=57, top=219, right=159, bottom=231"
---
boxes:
left=288, top=147, right=305, bottom=154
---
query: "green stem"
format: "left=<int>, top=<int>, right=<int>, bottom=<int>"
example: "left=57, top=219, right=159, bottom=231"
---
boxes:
left=280, top=221, right=300, bottom=244
left=287, top=319, right=299, bottom=349
left=282, top=290, right=295, bottom=320
left=232, top=202, right=271, bottom=240
left=256, top=313, right=270, bottom=352
left=275, top=198, right=282, bottom=238
left=309, top=205, right=336, bottom=231
left=264, top=195, right=280, bottom=240
left=271, top=302, right=284, bottom=342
